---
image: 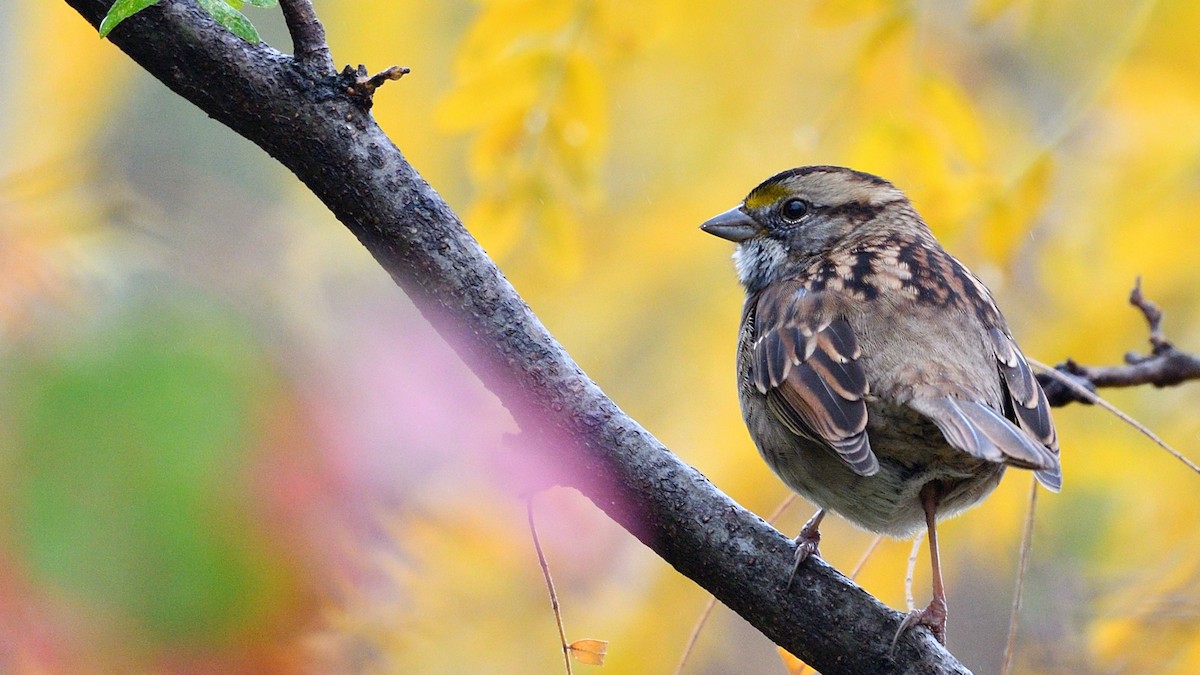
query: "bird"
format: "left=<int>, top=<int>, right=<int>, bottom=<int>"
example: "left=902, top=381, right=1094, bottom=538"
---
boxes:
left=700, top=165, right=1061, bottom=645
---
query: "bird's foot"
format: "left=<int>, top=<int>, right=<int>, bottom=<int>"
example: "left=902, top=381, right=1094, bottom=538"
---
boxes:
left=785, top=518, right=823, bottom=591
left=893, top=596, right=947, bottom=647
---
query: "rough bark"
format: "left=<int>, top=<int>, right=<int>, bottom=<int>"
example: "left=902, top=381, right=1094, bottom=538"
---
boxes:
left=64, top=0, right=979, bottom=671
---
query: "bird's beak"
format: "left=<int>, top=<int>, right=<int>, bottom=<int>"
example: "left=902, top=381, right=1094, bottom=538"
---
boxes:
left=700, top=206, right=760, bottom=243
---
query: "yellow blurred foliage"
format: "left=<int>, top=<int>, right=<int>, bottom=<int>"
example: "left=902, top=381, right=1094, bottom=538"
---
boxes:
left=437, top=0, right=616, bottom=279
left=1088, top=559, right=1200, bottom=674
left=5, top=0, right=1200, bottom=673
left=0, top=1, right=131, bottom=338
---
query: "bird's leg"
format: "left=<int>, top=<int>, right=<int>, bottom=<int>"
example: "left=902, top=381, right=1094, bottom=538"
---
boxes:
left=896, top=484, right=948, bottom=645
left=786, top=508, right=825, bottom=591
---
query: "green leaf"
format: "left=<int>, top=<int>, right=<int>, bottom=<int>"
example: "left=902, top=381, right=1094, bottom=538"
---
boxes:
left=243, top=0, right=279, bottom=7
left=197, top=0, right=261, bottom=43
left=226, top=0, right=244, bottom=10
left=9, top=299, right=286, bottom=644
left=98, top=0, right=161, bottom=38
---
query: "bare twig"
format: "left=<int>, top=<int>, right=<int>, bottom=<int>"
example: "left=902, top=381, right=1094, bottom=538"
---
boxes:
left=1129, top=276, right=1169, bottom=352
left=674, top=597, right=718, bottom=675
left=528, top=497, right=573, bottom=675
left=1031, top=359, right=1200, bottom=476
left=1038, top=278, right=1200, bottom=406
left=1000, top=478, right=1039, bottom=675
left=354, top=65, right=411, bottom=95
left=849, top=535, right=885, bottom=580
left=337, top=64, right=412, bottom=110
left=905, top=533, right=926, bottom=612
left=280, top=0, right=334, bottom=75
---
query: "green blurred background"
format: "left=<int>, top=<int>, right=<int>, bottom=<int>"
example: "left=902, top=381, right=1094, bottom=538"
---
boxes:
left=2, top=0, right=1199, bottom=672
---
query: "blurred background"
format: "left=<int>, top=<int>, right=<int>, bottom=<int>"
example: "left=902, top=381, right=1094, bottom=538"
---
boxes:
left=2, top=0, right=1199, bottom=672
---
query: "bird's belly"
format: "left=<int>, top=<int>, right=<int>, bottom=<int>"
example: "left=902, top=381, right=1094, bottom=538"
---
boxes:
left=749, top=401, right=1006, bottom=537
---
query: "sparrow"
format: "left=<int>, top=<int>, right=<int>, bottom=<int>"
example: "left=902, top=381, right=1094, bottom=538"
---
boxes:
left=701, top=165, right=1062, bottom=645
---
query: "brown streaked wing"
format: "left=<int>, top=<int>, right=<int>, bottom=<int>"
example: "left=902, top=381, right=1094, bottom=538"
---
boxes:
left=753, top=284, right=876, bottom=476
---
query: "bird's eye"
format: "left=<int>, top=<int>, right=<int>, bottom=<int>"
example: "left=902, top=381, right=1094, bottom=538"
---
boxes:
left=780, top=198, right=809, bottom=222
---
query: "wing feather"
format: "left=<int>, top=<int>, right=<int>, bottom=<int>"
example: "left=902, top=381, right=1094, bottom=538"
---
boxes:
left=910, top=397, right=1057, bottom=470
left=752, top=284, right=877, bottom=476
left=987, top=327, right=1062, bottom=491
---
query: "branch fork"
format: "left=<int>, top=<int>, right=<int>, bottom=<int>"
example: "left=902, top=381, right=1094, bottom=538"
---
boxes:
left=1039, top=278, right=1200, bottom=406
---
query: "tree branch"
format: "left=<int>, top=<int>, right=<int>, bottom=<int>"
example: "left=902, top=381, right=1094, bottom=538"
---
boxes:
left=67, top=1, right=968, bottom=671
left=1038, top=278, right=1200, bottom=407
left=279, top=0, right=333, bottom=75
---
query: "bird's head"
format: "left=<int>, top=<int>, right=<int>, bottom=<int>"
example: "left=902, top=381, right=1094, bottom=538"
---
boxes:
left=701, top=166, right=917, bottom=292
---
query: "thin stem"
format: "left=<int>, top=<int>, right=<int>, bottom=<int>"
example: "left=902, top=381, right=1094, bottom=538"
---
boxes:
left=1030, top=358, right=1200, bottom=476
left=849, top=535, right=885, bottom=580
left=1001, top=477, right=1039, bottom=675
left=528, top=496, right=572, bottom=675
left=905, top=532, right=926, bottom=612
left=673, top=596, right=718, bottom=675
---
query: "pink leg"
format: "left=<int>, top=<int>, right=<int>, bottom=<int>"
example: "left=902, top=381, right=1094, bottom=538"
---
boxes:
left=896, top=484, right=948, bottom=645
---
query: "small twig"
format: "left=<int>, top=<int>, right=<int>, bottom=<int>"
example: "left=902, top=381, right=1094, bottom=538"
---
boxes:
left=674, top=596, right=718, bottom=675
left=361, top=65, right=411, bottom=91
left=1039, top=278, right=1200, bottom=406
left=1061, top=349, right=1200, bottom=391
left=904, top=532, right=926, bottom=612
left=339, top=65, right=412, bottom=110
left=1001, top=478, right=1039, bottom=675
left=527, top=496, right=573, bottom=675
left=279, top=0, right=335, bottom=75
left=1030, top=359, right=1200, bottom=476
left=849, top=535, right=885, bottom=580
left=1129, top=276, right=1168, bottom=354
left=1034, top=366, right=1096, bottom=407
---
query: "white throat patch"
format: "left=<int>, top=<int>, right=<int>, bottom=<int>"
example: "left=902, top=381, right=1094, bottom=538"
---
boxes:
left=733, top=238, right=787, bottom=292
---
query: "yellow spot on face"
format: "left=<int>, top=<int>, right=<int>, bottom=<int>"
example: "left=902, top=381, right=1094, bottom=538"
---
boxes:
left=744, top=182, right=791, bottom=211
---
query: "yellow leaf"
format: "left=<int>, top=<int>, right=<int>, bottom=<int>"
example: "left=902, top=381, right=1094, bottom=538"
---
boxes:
left=553, top=53, right=608, bottom=179
left=919, top=74, right=986, bottom=166
left=568, top=638, right=608, bottom=666
left=468, top=110, right=527, bottom=181
left=466, top=194, right=526, bottom=261
left=454, top=0, right=572, bottom=75
left=8, top=1, right=129, bottom=165
left=437, top=47, right=550, bottom=133
left=537, top=197, right=584, bottom=278
left=979, top=156, right=1053, bottom=263
left=854, top=13, right=915, bottom=102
